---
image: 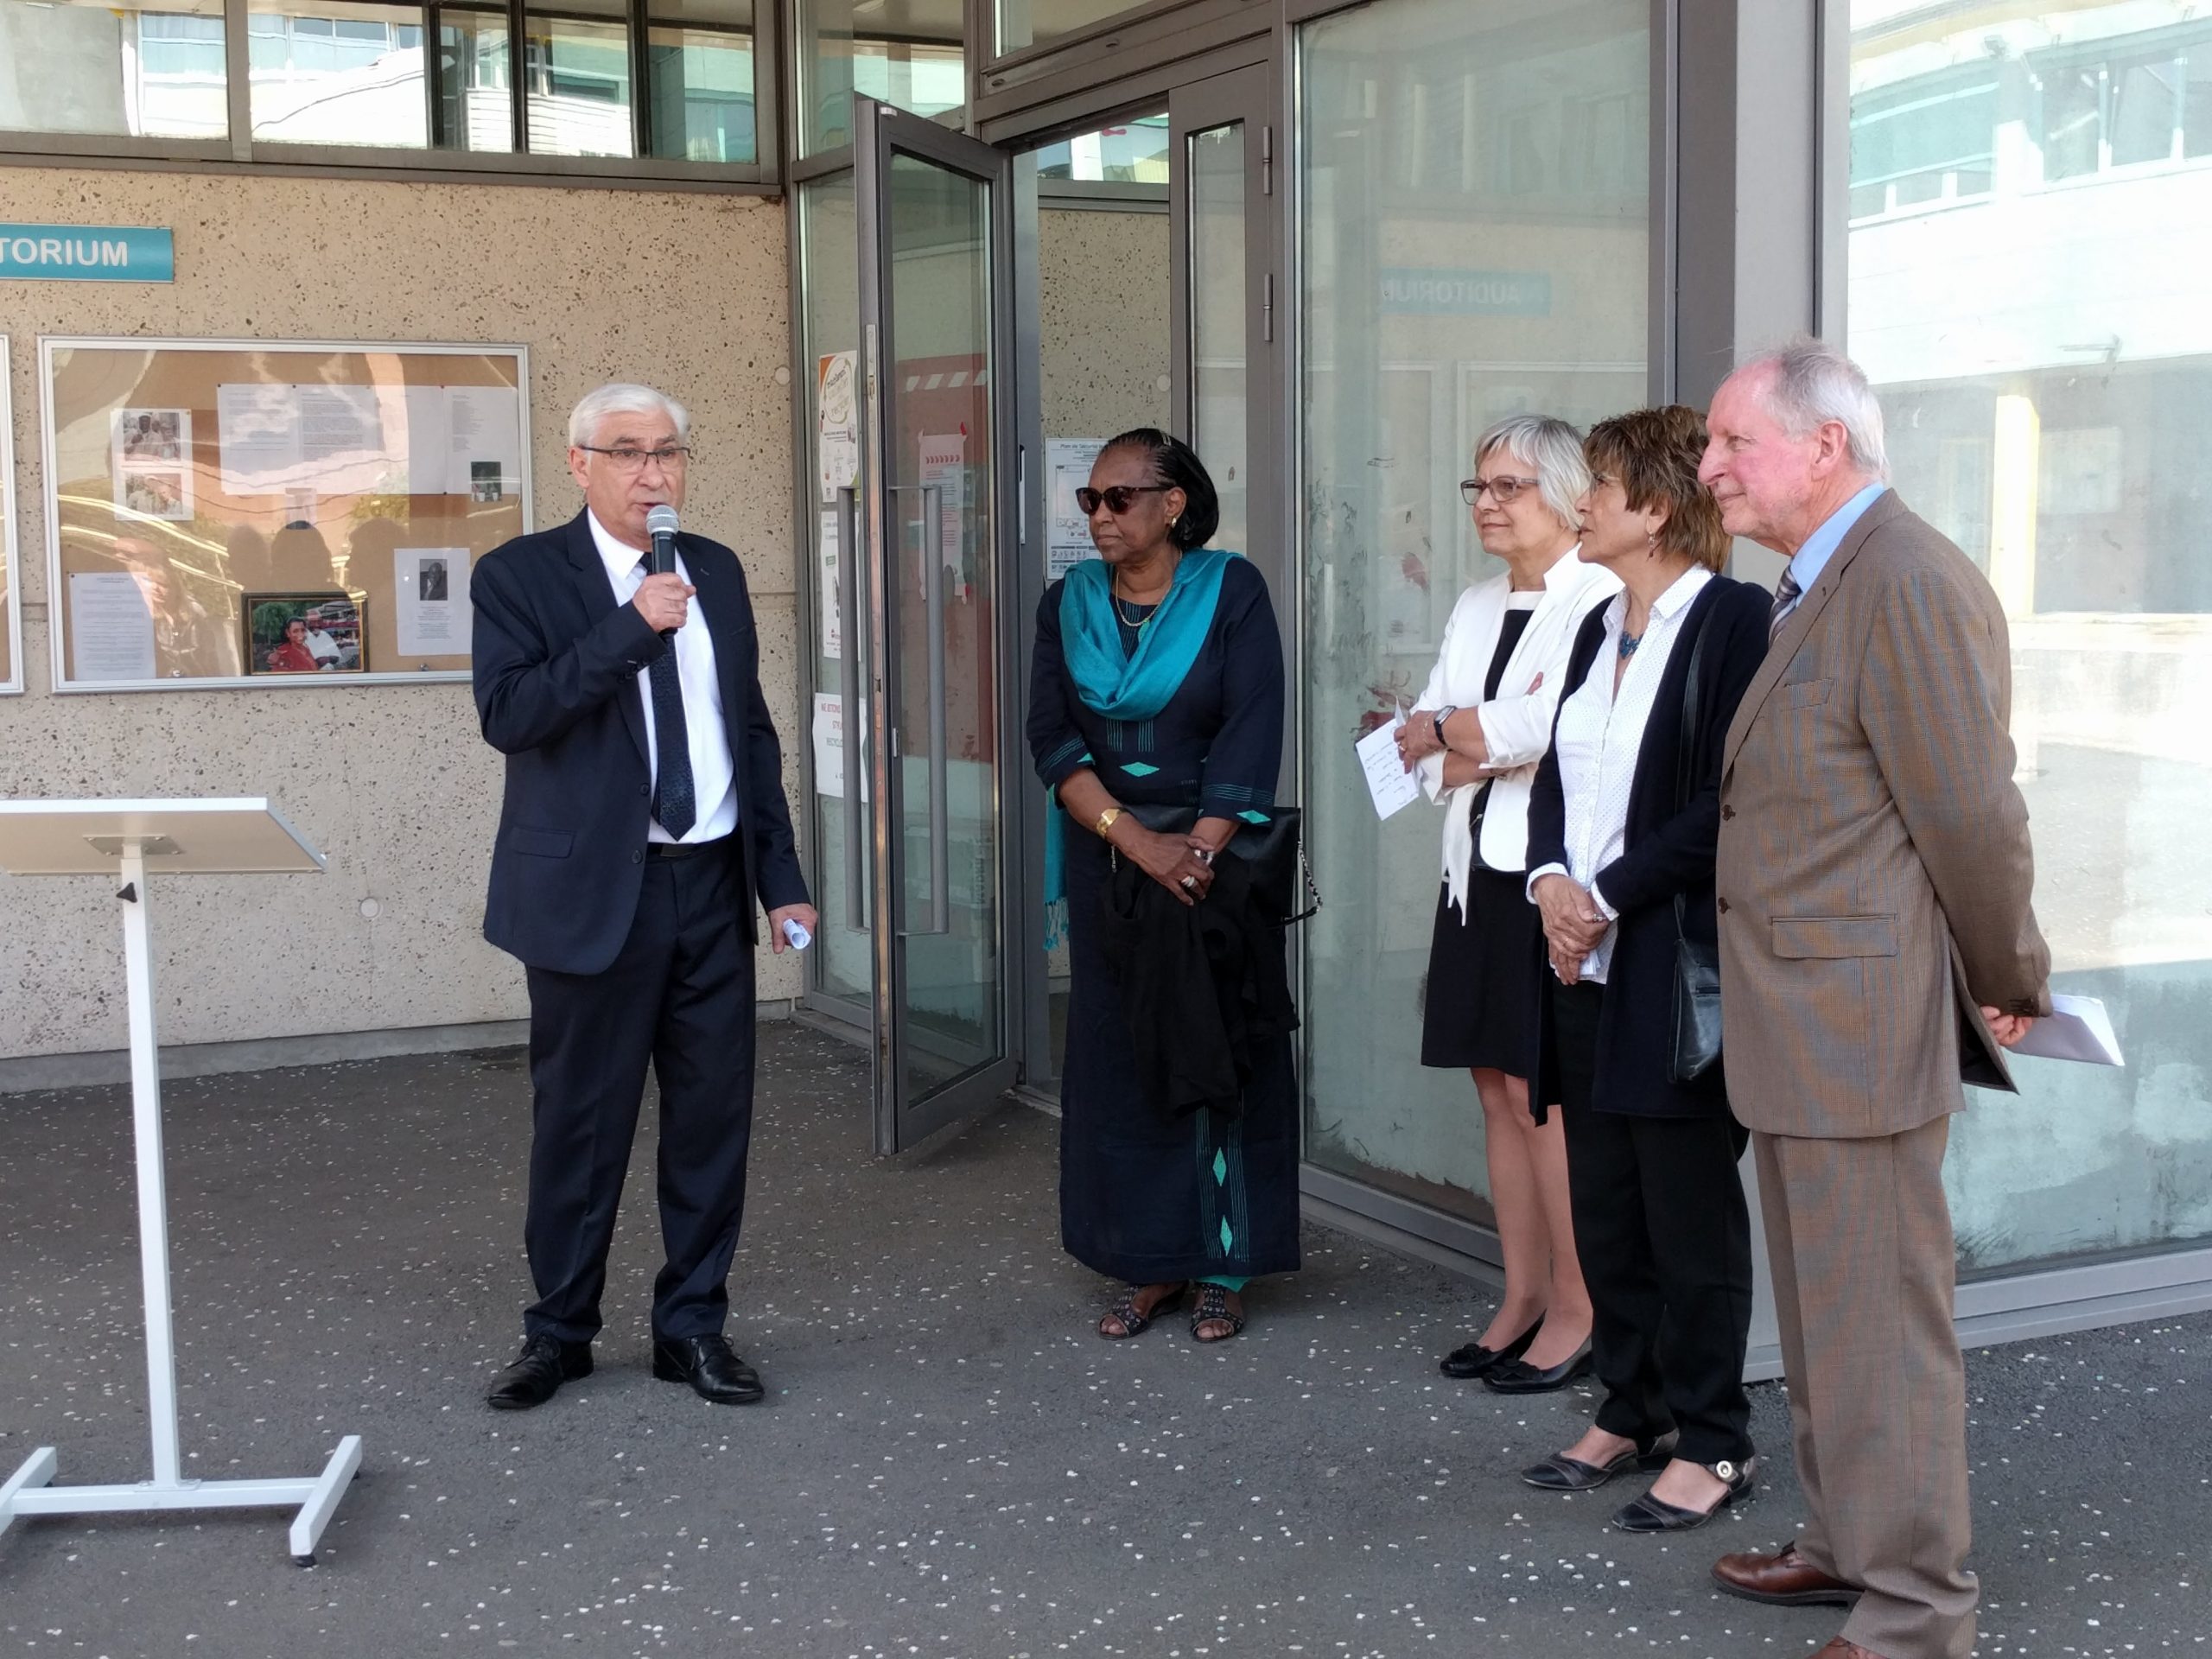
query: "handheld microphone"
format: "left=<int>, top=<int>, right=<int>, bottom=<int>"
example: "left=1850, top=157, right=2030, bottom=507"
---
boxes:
left=645, top=504, right=680, bottom=641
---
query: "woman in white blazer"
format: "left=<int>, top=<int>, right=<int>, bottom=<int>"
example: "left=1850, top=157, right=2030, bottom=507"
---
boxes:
left=1396, top=414, right=1621, bottom=1390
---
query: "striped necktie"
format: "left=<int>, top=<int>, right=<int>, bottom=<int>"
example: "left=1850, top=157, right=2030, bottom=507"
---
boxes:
left=1768, top=569, right=1802, bottom=645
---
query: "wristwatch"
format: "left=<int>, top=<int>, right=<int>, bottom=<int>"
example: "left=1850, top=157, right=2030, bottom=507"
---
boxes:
left=1433, top=705, right=1459, bottom=747
left=1096, top=807, right=1122, bottom=838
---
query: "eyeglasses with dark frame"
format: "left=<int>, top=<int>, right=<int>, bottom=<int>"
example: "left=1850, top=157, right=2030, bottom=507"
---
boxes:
left=576, top=443, right=695, bottom=473
left=1459, top=474, right=1541, bottom=505
left=1075, top=483, right=1171, bottom=516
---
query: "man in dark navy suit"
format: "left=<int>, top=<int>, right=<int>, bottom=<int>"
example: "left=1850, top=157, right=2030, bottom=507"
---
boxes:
left=472, top=383, right=815, bottom=1410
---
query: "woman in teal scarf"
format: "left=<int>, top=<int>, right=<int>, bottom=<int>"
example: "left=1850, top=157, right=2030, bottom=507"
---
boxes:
left=1027, top=429, right=1297, bottom=1343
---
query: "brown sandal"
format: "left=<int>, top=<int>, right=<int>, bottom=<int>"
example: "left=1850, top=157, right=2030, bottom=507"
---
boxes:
left=1098, top=1281, right=1186, bottom=1339
left=1189, top=1283, right=1246, bottom=1343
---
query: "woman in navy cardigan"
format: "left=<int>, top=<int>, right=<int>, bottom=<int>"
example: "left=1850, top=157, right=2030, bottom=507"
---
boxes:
left=1517, top=405, right=1771, bottom=1533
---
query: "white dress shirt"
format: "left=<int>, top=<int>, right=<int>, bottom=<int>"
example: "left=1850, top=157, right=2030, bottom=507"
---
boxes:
left=1527, top=565, right=1713, bottom=984
left=1411, top=547, right=1622, bottom=914
left=588, top=510, right=738, bottom=844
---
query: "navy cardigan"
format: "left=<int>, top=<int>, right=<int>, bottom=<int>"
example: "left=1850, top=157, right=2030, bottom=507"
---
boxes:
left=1523, top=575, right=1770, bottom=1120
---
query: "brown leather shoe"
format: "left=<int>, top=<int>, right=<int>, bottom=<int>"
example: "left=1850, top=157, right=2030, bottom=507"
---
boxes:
left=1810, top=1642, right=1885, bottom=1658
left=1710, top=1540, right=1862, bottom=1607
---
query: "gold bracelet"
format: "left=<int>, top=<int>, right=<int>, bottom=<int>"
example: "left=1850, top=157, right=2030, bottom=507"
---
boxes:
left=1096, top=807, right=1122, bottom=838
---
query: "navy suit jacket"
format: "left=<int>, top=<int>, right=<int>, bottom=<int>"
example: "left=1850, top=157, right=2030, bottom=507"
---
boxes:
left=471, top=510, right=809, bottom=975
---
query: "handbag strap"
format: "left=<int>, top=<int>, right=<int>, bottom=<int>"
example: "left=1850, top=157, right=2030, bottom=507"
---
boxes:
left=1671, top=590, right=1716, bottom=939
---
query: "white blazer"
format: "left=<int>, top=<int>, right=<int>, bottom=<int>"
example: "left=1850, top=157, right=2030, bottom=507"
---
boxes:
left=1412, top=549, right=1621, bottom=915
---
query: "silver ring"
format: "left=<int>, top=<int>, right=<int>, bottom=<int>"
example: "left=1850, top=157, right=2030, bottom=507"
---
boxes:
left=1180, top=874, right=1198, bottom=891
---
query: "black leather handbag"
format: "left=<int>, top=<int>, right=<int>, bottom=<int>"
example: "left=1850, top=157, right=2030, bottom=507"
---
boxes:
left=1121, top=802, right=1321, bottom=926
left=1669, top=605, right=1725, bottom=1084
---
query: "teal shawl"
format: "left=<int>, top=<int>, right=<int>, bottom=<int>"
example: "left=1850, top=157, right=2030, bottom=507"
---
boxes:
left=1045, top=548, right=1240, bottom=918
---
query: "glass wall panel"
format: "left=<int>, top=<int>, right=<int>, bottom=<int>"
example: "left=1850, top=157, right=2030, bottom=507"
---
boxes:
left=1034, top=114, right=1169, bottom=183
left=248, top=2, right=428, bottom=146
left=525, top=0, right=632, bottom=156
left=797, top=174, right=876, bottom=1005
left=648, top=0, right=755, bottom=162
left=438, top=4, right=514, bottom=151
left=1187, top=120, right=1248, bottom=555
left=1298, top=0, right=1649, bottom=1221
left=795, top=0, right=962, bottom=156
left=995, top=0, right=1147, bottom=59
left=0, top=0, right=230, bottom=139
left=1847, top=0, right=2212, bottom=1269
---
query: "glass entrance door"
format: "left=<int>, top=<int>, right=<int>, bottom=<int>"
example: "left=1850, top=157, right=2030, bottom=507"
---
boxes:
left=851, top=96, right=1020, bottom=1152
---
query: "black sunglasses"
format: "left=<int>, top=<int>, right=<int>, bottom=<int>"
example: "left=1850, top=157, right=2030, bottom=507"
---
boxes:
left=1076, top=484, right=1169, bottom=515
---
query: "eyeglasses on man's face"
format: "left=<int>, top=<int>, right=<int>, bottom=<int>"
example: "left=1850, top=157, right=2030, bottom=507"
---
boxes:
left=1076, top=484, right=1168, bottom=516
left=1460, top=474, right=1541, bottom=505
left=576, top=443, right=694, bottom=474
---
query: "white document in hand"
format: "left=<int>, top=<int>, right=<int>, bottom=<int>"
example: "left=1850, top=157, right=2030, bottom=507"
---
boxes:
left=2009, top=993, right=2124, bottom=1067
left=1357, top=715, right=1423, bottom=821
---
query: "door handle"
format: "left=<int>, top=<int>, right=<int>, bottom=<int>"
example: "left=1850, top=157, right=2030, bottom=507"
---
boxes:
left=887, top=482, right=952, bottom=938
left=836, top=484, right=867, bottom=931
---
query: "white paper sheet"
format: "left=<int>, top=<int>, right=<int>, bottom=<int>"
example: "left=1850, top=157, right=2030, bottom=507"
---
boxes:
left=2010, top=993, right=2124, bottom=1066
left=817, top=351, right=860, bottom=504
left=918, top=431, right=965, bottom=573
left=1046, top=438, right=1104, bottom=580
left=402, top=384, right=452, bottom=494
left=1357, top=714, right=1422, bottom=820
left=447, top=385, right=522, bottom=500
left=393, top=547, right=468, bottom=659
left=812, top=691, right=868, bottom=802
left=69, top=572, right=157, bottom=683
left=217, top=383, right=305, bottom=492
left=112, top=406, right=193, bottom=519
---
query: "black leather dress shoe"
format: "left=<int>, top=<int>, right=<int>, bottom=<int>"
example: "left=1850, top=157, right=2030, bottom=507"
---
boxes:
left=1521, top=1429, right=1679, bottom=1491
left=1612, top=1454, right=1758, bottom=1533
left=652, top=1334, right=765, bottom=1404
left=486, top=1334, right=592, bottom=1410
left=1482, top=1338, right=1594, bottom=1394
left=1440, top=1315, right=1542, bottom=1380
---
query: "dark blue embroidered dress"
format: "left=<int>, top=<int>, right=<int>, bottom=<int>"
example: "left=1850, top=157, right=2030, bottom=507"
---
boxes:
left=1027, top=555, right=1301, bottom=1287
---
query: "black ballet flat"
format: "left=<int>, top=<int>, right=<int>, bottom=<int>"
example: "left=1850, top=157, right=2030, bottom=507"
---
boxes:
left=1611, top=1454, right=1758, bottom=1533
left=1440, top=1314, right=1543, bottom=1380
left=1482, top=1338, right=1594, bottom=1395
left=1521, top=1429, right=1679, bottom=1491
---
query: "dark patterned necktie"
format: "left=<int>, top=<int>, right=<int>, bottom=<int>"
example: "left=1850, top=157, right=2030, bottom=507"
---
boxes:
left=1768, top=569, right=1802, bottom=645
left=641, top=563, right=696, bottom=839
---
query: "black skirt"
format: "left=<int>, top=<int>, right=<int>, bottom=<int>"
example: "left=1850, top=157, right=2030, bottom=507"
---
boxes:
left=1420, top=865, right=1541, bottom=1075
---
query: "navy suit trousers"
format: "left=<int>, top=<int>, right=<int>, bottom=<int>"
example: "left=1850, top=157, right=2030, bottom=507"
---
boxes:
left=521, top=844, right=756, bottom=1344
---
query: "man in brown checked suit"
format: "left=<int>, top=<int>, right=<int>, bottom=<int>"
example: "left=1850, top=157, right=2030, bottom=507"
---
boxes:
left=1698, top=340, right=2051, bottom=1659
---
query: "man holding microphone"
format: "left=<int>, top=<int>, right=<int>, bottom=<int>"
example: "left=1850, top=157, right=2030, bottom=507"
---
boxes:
left=472, top=383, right=815, bottom=1410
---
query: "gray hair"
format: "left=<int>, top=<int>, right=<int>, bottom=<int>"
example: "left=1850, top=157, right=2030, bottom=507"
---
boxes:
left=1738, top=338, right=1889, bottom=480
left=567, top=383, right=690, bottom=448
left=1474, top=414, right=1590, bottom=531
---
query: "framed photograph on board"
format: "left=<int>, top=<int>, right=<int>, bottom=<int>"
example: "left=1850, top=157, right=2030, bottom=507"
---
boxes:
left=243, top=593, right=366, bottom=676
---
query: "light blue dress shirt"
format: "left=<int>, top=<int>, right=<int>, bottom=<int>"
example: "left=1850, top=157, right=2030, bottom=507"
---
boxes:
left=1775, top=480, right=1888, bottom=627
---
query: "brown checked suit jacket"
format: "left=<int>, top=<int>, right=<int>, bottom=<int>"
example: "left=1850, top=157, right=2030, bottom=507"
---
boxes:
left=1716, top=490, right=2051, bottom=1140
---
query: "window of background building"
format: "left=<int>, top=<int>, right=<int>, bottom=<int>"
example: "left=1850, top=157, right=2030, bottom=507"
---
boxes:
left=1297, top=0, right=1649, bottom=1224
left=795, top=0, right=962, bottom=156
left=1848, top=0, right=2212, bottom=1269
left=0, top=0, right=231, bottom=140
left=3, top=0, right=753, bottom=165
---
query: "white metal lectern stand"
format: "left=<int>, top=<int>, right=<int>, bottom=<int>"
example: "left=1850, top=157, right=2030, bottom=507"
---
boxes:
left=0, top=799, right=364, bottom=1566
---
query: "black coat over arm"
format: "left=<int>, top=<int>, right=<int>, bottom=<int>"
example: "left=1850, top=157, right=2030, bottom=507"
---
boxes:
left=1524, top=575, right=1770, bottom=1120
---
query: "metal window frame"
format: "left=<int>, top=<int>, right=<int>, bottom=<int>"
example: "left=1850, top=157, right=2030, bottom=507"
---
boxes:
left=0, top=0, right=780, bottom=188
left=1, top=336, right=22, bottom=696
left=36, top=334, right=533, bottom=696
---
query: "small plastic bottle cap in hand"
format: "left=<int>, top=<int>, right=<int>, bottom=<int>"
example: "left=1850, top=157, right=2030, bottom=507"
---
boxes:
left=780, top=917, right=812, bottom=950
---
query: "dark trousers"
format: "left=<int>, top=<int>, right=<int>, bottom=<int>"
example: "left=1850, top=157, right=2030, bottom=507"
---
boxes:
left=521, top=845, right=757, bottom=1344
left=1551, top=978, right=1755, bottom=1465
